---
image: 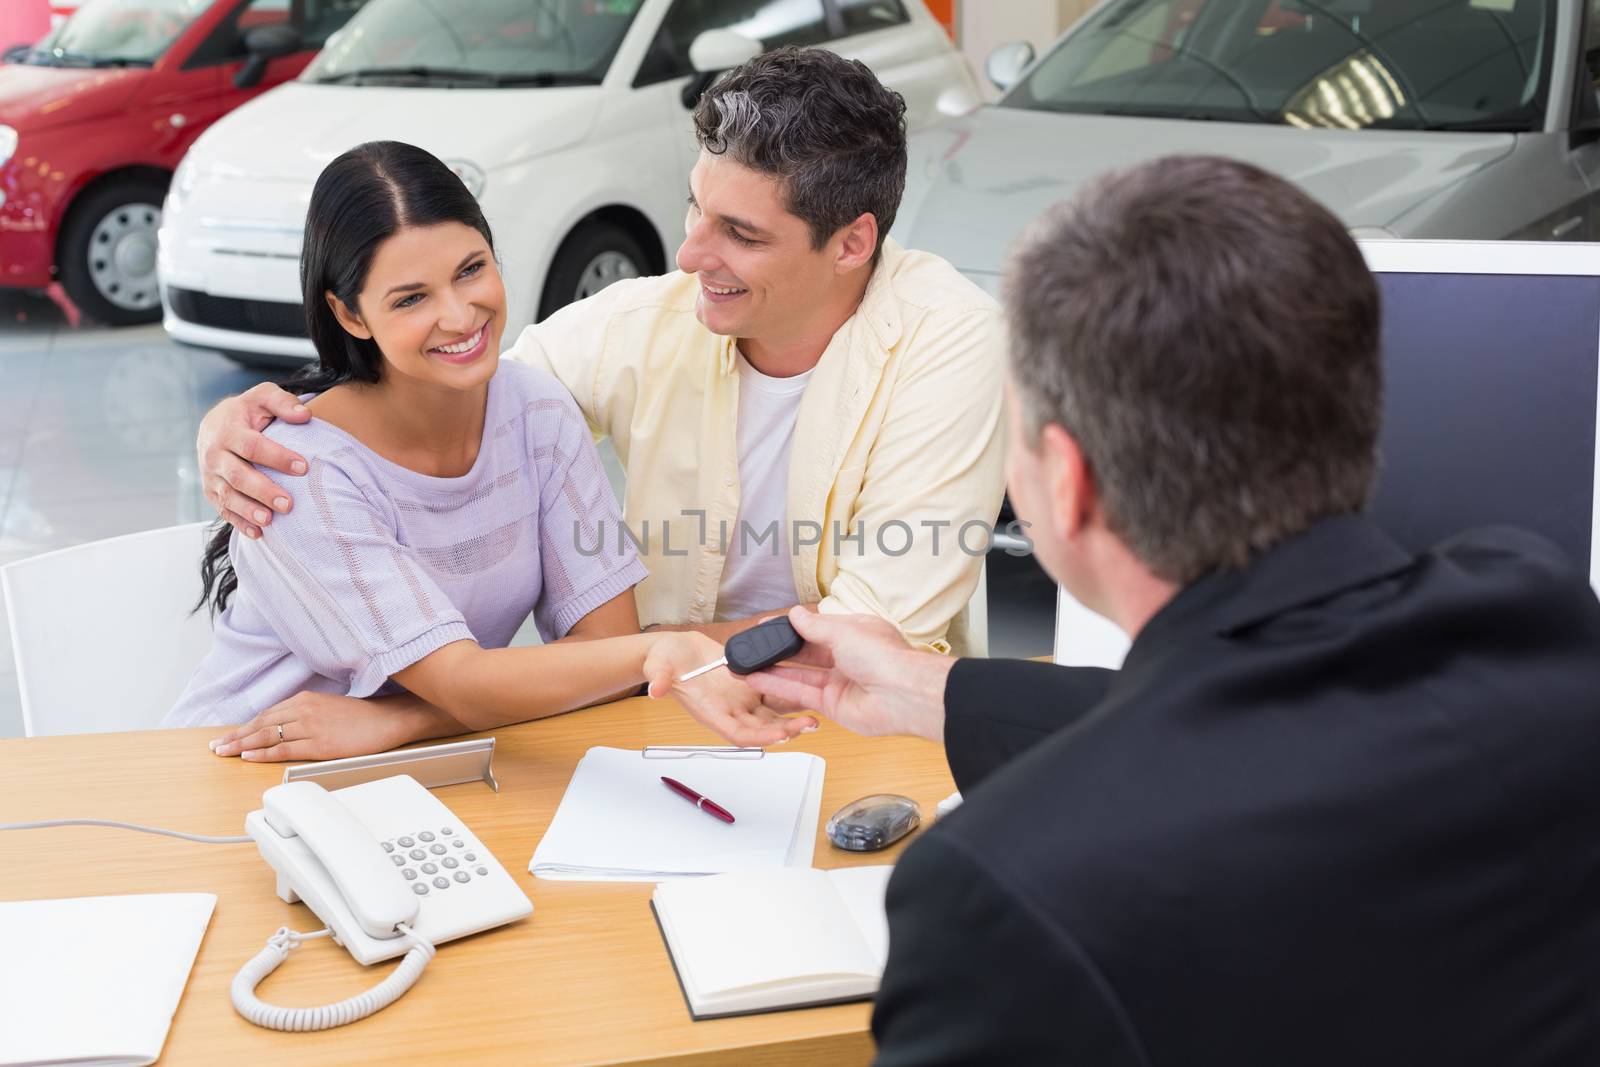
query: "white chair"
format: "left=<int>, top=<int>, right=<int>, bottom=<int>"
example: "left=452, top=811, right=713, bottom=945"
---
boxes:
left=2, top=522, right=214, bottom=736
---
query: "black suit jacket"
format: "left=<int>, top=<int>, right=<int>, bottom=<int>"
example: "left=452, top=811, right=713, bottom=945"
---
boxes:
left=872, top=516, right=1600, bottom=1066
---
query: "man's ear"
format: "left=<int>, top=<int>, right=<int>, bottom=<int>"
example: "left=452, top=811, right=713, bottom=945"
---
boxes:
left=1040, top=422, right=1096, bottom=540
left=833, top=212, right=879, bottom=275
left=326, top=291, right=372, bottom=340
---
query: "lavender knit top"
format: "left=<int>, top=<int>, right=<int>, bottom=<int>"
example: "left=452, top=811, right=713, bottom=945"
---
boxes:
left=165, top=362, right=648, bottom=727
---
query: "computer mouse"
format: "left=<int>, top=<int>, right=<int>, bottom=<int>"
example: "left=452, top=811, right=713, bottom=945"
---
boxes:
left=825, top=794, right=922, bottom=852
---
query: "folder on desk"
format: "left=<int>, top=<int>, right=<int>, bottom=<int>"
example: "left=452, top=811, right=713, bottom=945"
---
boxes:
left=528, top=746, right=825, bottom=881
left=0, top=892, right=215, bottom=1067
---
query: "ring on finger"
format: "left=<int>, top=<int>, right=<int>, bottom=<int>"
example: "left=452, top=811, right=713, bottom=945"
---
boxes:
left=276, top=722, right=284, bottom=744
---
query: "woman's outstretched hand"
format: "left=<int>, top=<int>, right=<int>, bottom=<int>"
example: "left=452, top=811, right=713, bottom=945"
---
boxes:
left=643, top=630, right=819, bottom=747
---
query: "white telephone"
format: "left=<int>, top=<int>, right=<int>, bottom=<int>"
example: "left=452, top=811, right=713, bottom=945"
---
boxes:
left=233, top=774, right=532, bottom=1030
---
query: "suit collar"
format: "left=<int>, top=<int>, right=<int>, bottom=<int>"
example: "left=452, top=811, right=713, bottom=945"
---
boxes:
left=1120, top=513, right=1415, bottom=678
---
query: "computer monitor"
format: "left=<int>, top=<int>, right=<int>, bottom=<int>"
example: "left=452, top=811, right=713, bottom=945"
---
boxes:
left=1054, top=240, right=1600, bottom=668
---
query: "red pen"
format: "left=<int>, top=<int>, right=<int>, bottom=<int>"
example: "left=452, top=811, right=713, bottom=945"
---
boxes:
left=661, top=776, right=736, bottom=824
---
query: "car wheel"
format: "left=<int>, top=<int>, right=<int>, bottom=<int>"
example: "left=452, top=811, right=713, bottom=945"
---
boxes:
left=58, top=176, right=167, bottom=327
left=538, top=221, right=648, bottom=320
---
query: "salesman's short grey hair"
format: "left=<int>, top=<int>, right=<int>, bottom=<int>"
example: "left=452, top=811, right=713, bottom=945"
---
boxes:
left=1005, top=155, right=1384, bottom=584
left=693, top=47, right=907, bottom=259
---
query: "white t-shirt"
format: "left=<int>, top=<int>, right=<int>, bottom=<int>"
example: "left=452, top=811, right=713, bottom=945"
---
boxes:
left=715, top=353, right=813, bottom=621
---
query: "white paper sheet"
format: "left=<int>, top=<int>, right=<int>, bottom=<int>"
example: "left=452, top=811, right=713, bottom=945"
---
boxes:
left=530, top=747, right=824, bottom=881
left=0, top=893, right=216, bottom=1067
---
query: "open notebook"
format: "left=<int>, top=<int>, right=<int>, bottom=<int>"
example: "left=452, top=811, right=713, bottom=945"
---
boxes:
left=0, top=893, right=216, bottom=1067
left=651, top=865, right=893, bottom=1019
left=529, top=746, right=826, bottom=881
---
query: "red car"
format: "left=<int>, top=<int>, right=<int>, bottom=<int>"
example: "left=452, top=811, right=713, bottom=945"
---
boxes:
left=0, top=0, right=365, bottom=325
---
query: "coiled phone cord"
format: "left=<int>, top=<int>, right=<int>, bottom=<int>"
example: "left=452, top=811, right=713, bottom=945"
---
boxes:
left=231, top=922, right=437, bottom=1031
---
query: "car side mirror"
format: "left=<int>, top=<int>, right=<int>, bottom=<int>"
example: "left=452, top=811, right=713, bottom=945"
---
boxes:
left=984, top=40, right=1035, bottom=93
left=681, top=29, right=761, bottom=109
left=233, top=23, right=302, bottom=90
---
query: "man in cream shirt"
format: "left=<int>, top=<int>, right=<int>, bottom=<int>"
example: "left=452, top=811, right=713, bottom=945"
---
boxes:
left=198, top=48, right=1005, bottom=663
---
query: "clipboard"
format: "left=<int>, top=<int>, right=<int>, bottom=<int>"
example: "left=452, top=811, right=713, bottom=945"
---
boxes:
left=528, top=745, right=826, bottom=881
left=641, top=745, right=765, bottom=760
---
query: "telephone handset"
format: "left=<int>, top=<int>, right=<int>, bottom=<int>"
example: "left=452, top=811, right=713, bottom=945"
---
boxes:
left=260, top=780, right=419, bottom=941
left=234, top=774, right=532, bottom=1030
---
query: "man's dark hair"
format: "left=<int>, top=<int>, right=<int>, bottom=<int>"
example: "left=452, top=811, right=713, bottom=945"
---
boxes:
left=1006, top=155, right=1383, bottom=584
left=693, top=47, right=907, bottom=258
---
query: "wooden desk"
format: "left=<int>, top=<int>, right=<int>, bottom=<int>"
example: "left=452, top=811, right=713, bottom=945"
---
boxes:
left=0, top=699, right=954, bottom=1066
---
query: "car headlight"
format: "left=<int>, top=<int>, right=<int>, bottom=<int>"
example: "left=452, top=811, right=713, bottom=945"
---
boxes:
left=0, top=125, right=17, bottom=170
left=444, top=159, right=486, bottom=199
left=167, top=153, right=200, bottom=214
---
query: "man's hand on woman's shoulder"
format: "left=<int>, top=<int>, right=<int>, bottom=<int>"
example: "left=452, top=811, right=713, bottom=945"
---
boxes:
left=198, top=382, right=313, bottom=539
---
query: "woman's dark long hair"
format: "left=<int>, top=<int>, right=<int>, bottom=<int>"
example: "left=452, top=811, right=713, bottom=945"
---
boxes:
left=198, top=141, right=496, bottom=614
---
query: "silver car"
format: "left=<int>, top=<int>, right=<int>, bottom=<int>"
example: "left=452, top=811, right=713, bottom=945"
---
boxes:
left=896, top=0, right=1600, bottom=296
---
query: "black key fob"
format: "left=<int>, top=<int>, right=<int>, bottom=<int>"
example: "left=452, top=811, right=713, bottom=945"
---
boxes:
left=724, top=617, right=805, bottom=675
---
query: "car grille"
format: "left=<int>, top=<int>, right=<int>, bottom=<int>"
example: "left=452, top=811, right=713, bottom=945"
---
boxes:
left=168, top=288, right=307, bottom=338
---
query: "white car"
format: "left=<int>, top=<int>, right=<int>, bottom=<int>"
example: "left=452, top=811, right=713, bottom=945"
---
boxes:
left=896, top=0, right=1600, bottom=300
left=157, top=0, right=979, bottom=367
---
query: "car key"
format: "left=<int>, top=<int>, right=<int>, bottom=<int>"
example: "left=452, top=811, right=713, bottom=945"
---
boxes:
left=676, top=616, right=806, bottom=682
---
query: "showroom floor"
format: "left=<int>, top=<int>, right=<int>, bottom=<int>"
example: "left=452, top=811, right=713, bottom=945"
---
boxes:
left=0, top=291, right=1056, bottom=739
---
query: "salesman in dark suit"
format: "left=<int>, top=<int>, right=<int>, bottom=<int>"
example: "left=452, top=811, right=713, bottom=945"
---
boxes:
left=746, top=155, right=1600, bottom=1066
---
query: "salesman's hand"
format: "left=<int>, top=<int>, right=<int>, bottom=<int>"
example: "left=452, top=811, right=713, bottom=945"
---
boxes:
left=643, top=631, right=818, bottom=747
left=198, top=383, right=313, bottom=539
left=744, top=607, right=954, bottom=742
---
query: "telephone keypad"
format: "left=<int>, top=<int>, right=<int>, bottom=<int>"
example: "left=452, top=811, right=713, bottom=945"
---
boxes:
left=382, top=824, right=488, bottom=894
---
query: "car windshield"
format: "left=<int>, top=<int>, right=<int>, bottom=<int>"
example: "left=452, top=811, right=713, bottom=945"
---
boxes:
left=1005, top=0, right=1557, bottom=133
left=23, top=0, right=210, bottom=67
left=302, top=0, right=643, bottom=87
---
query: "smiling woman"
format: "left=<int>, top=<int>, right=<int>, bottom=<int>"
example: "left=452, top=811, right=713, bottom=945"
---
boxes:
left=164, top=140, right=815, bottom=760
